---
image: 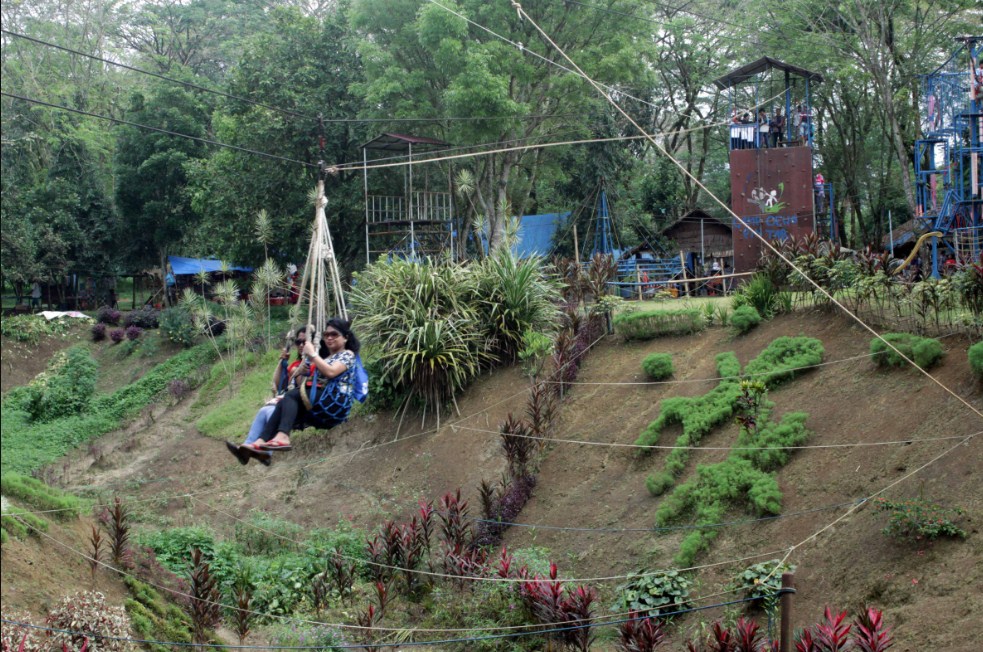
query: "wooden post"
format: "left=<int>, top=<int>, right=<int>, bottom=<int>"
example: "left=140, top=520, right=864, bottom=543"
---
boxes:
left=780, top=572, right=795, bottom=652
left=637, top=266, right=643, bottom=301
left=573, top=224, right=580, bottom=266
left=679, top=250, right=690, bottom=297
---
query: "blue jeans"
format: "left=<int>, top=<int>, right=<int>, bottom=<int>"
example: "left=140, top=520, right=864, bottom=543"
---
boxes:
left=244, top=404, right=276, bottom=445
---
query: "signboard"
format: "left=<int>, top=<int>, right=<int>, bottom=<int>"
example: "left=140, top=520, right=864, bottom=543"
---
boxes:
left=729, top=147, right=816, bottom=273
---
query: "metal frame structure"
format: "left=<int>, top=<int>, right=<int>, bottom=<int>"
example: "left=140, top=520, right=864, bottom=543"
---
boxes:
left=362, top=133, right=456, bottom=263
left=914, top=36, right=983, bottom=275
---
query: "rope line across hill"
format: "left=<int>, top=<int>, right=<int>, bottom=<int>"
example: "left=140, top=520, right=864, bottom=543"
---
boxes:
left=7, top=515, right=761, bottom=635
left=0, top=596, right=761, bottom=648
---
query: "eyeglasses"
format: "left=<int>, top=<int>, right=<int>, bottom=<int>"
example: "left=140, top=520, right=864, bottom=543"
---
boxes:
left=294, top=338, right=305, bottom=346
left=323, top=330, right=342, bottom=339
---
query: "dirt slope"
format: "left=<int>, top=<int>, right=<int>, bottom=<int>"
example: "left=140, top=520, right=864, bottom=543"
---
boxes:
left=9, top=312, right=982, bottom=649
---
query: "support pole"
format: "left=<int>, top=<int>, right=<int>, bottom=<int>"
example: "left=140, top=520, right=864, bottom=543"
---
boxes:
left=779, top=572, right=795, bottom=652
left=888, top=210, right=894, bottom=257
left=679, top=250, right=690, bottom=296
left=573, top=224, right=580, bottom=266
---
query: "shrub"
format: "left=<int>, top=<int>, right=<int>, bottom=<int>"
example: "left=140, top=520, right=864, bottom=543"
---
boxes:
left=92, top=322, right=108, bottom=341
left=743, top=336, right=824, bottom=388
left=641, top=353, right=673, bottom=380
left=614, top=570, right=692, bottom=618
left=969, top=341, right=983, bottom=379
left=46, top=590, right=132, bottom=652
left=0, top=314, right=75, bottom=345
left=735, top=559, right=794, bottom=612
left=97, top=306, right=122, bottom=325
left=267, top=622, right=350, bottom=650
left=8, top=346, right=98, bottom=423
left=613, top=308, right=705, bottom=340
left=730, top=305, right=762, bottom=335
left=110, top=328, right=126, bottom=344
left=732, top=273, right=779, bottom=317
left=1, top=610, right=45, bottom=652
left=137, top=526, right=217, bottom=573
left=160, top=307, right=197, bottom=347
left=0, top=505, right=49, bottom=539
left=870, top=333, right=943, bottom=369
left=0, top=474, right=82, bottom=516
left=125, top=325, right=143, bottom=341
left=872, top=497, right=966, bottom=542
left=124, top=306, right=160, bottom=329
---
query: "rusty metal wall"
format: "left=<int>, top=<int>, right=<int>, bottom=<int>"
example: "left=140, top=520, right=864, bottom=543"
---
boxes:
left=729, top=147, right=815, bottom=273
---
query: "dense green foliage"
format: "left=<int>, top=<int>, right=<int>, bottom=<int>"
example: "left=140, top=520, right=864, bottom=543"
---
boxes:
left=637, top=337, right=821, bottom=566
left=970, top=341, right=983, bottom=379
left=0, top=474, right=82, bottom=517
left=159, top=306, right=199, bottom=347
left=732, top=274, right=780, bottom=319
left=613, top=308, right=705, bottom=340
left=641, top=352, right=674, bottom=380
left=614, top=570, right=693, bottom=618
left=351, top=253, right=560, bottom=411
left=124, top=577, right=195, bottom=652
left=4, top=346, right=97, bottom=422
left=730, top=305, right=762, bottom=335
left=138, top=519, right=369, bottom=617
left=0, top=315, right=77, bottom=345
left=1, top=341, right=217, bottom=474
left=870, top=333, right=944, bottom=369
left=873, top=497, right=967, bottom=543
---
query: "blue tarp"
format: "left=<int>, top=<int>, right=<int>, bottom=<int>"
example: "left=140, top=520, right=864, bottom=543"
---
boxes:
left=513, top=212, right=570, bottom=258
left=168, top=256, right=253, bottom=276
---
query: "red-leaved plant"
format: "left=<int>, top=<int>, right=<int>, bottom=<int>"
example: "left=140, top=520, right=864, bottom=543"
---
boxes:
left=853, top=607, right=894, bottom=652
left=618, top=611, right=667, bottom=651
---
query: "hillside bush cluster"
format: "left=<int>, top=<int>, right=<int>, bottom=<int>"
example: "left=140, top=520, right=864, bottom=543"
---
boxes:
left=872, top=497, right=966, bottom=542
left=870, top=333, right=943, bottom=369
left=4, top=345, right=97, bottom=422
left=970, top=341, right=983, bottom=379
left=730, top=305, right=762, bottom=335
left=637, top=337, right=822, bottom=565
left=0, top=314, right=75, bottom=345
left=46, top=591, right=132, bottom=652
left=351, top=249, right=562, bottom=412
left=614, top=570, right=692, bottom=618
left=159, top=306, right=198, bottom=347
left=641, top=352, right=673, bottom=380
left=732, top=273, right=781, bottom=318
left=1, top=341, right=218, bottom=474
left=612, top=307, right=705, bottom=339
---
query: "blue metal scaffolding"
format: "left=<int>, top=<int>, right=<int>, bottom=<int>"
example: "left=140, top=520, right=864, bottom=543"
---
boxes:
left=914, top=36, right=983, bottom=275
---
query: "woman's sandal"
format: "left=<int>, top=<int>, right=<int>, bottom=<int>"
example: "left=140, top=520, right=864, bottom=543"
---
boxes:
left=242, top=443, right=274, bottom=465
left=226, top=441, right=250, bottom=465
left=258, top=440, right=292, bottom=452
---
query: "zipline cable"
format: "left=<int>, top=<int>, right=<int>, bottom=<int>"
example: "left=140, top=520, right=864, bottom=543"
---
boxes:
left=0, top=91, right=315, bottom=167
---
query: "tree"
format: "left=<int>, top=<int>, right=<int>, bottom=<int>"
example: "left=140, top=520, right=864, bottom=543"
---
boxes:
left=351, top=0, right=654, bottom=252
left=115, top=76, right=212, bottom=276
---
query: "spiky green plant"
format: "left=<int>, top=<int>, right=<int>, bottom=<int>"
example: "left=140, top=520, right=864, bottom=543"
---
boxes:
left=471, top=247, right=562, bottom=362
left=351, top=258, right=489, bottom=422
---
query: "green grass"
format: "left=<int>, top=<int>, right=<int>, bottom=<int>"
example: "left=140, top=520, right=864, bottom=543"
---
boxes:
left=0, top=473, right=82, bottom=516
left=194, top=348, right=281, bottom=440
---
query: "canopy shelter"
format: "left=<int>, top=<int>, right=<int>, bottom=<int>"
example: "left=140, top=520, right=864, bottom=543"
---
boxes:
left=713, top=56, right=823, bottom=90
left=167, top=256, right=252, bottom=276
left=361, top=132, right=451, bottom=152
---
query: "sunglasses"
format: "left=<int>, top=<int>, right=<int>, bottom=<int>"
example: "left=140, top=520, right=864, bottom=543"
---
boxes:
left=294, top=338, right=306, bottom=346
left=323, top=330, right=342, bottom=339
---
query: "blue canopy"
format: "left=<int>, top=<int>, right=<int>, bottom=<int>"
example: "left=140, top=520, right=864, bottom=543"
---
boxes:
left=168, top=256, right=253, bottom=276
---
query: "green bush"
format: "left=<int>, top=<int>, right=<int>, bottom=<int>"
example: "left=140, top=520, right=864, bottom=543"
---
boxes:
left=641, top=352, right=673, bottom=380
left=870, top=333, right=943, bottom=369
left=160, top=307, right=198, bottom=347
left=735, top=559, right=795, bottom=612
left=732, top=273, right=779, bottom=317
left=124, top=578, right=193, bottom=652
left=613, top=308, right=705, bottom=339
left=968, top=341, right=983, bottom=379
left=730, top=305, right=762, bottom=335
left=0, top=506, right=48, bottom=539
left=0, top=474, right=82, bottom=517
left=268, top=622, right=351, bottom=650
left=0, top=314, right=75, bottom=345
left=743, top=336, right=824, bottom=388
left=8, top=346, right=98, bottom=422
left=234, top=512, right=304, bottom=556
left=614, top=570, right=693, bottom=618
left=137, top=526, right=217, bottom=572
left=873, top=497, right=966, bottom=542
